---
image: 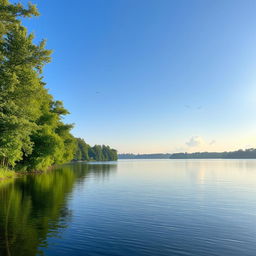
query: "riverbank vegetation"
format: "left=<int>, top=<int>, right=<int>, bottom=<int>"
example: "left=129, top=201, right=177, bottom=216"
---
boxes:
left=0, top=1, right=117, bottom=177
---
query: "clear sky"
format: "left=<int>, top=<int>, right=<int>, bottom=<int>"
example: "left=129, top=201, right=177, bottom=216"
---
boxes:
left=18, top=0, right=256, bottom=153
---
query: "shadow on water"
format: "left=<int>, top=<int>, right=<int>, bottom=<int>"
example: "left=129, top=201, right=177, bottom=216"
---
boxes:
left=0, top=162, right=117, bottom=256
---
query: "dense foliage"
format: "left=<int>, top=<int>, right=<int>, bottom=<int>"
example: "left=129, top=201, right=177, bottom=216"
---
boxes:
left=74, top=138, right=118, bottom=161
left=0, top=1, right=117, bottom=172
left=0, top=0, right=76, bottom=171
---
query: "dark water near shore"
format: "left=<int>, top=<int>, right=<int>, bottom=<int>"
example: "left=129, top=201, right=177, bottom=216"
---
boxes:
left=0, top=160, right=256, bottom=256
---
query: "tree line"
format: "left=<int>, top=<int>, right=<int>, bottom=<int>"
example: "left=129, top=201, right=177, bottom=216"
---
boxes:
left=0, top=1, right=117, bottom=172
left=119, top=149, right=256, bottom=159
left=169, top=148, right=256, bottom=159
left=74, top=138, right=118, bottom=161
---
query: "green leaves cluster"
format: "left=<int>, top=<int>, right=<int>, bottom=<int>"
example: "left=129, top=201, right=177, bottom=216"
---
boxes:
left=74, top=138, right=118, bottom=161
left=0, top=0, right=76, bottom=171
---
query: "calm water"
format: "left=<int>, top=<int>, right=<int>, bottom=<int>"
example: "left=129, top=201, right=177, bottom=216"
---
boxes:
left=0, top=160, right=256, bottom=256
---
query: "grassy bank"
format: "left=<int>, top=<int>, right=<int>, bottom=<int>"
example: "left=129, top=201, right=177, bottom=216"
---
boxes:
left=0, top=168, right=16, bottom=180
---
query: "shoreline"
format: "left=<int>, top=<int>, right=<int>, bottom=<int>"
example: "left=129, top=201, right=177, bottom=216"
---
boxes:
left=0, top=165, right=57, bottom=182
left=0, top=160, right=118, bottom=182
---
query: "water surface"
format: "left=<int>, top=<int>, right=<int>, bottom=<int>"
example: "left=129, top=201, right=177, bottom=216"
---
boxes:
left=0, top=160, right=256, bottom=256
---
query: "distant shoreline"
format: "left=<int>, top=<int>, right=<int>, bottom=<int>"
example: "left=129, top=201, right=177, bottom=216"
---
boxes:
left=118, top=158, right=256, bottom=160
left=118, top=148, right=256, bottom=160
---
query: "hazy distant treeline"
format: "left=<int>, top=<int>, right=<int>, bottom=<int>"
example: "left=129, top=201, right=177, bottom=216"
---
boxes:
left=119, top=149, right=256, bottom=159
left=169, top=149, right=256, bottom=159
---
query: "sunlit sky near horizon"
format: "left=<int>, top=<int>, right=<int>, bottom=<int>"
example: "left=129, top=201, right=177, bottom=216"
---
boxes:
left=18, top=0, right=256, bottom=153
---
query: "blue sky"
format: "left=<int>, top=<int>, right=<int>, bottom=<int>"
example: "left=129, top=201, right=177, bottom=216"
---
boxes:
left=18, top=0, right=256, bottom=153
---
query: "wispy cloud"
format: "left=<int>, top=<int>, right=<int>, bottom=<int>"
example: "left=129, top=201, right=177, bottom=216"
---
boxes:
left=186, top=136, right=216, bottom=149
left=186, top=136, right=204, bottom=147
left=209, top=140, right=216, bottom=145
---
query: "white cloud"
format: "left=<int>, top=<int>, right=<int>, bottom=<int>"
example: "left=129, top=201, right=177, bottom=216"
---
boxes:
left=209, top=140, right=216, bottom=145
left=185, top=136, right=216, bottom=149
left=186, top=136, right=205, bottom=147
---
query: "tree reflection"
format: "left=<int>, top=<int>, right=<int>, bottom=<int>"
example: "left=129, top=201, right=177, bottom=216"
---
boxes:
left=0, top=163, right=116, bottom=256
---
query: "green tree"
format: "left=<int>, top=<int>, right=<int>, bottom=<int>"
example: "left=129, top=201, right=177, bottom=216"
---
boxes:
left=18, top=99, right=76, bottom=171
left=87, top=144, right=117, bottom=161
left=0, top=2, right=51, bottom=167
left=74, top=138, right=90, bottom=161
left=0, top=1, right=75, bottom=171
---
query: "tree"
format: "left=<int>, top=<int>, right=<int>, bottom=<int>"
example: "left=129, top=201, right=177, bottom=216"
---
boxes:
left=0, top=2, right=50, bottom=167
left=74, top=138, right=90, bottom=161
left=0, top=1, right=75, bottom=171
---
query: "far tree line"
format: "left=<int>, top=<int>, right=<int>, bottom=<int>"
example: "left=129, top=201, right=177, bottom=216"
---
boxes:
left=169, top=148, right=256, bottom=159
left=119, top=148, right=256, bottom=159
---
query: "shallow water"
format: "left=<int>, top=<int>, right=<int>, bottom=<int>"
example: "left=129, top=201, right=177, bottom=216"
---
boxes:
left=0, top=159, right=256, bottom=256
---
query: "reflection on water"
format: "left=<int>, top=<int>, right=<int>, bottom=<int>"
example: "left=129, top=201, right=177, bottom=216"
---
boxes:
left=0, top=160, right=256, bottom=256
left=0, top=162, right=116, bottom=256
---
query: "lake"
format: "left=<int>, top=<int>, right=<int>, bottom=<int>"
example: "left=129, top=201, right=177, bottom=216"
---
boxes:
left=0, top=159, right=256, bottom=256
